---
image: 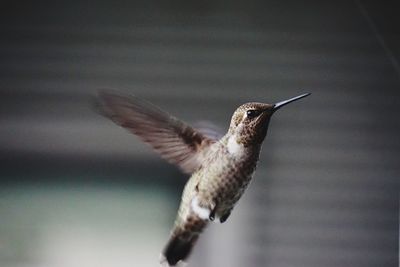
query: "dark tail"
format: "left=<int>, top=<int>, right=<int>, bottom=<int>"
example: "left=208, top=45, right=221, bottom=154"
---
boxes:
left=161, top=216, right=208, bottom=266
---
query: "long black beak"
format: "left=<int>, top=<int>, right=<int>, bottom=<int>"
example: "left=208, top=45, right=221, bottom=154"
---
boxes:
left=272, top=93, right=311, bottom=112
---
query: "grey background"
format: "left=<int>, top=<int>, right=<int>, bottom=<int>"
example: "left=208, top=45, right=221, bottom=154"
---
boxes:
left=0, top=1, right=399, bottom=267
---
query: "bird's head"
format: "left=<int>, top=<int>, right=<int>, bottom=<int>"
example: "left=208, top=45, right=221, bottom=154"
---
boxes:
left=228, top=93, right=310, bottom=146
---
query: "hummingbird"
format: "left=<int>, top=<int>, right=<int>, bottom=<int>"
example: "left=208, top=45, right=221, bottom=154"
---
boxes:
left=96, top=91, right=310, bottom=266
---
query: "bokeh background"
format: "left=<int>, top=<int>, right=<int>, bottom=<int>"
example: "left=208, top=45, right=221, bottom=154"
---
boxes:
left=0, top=1, right=399, bottom=267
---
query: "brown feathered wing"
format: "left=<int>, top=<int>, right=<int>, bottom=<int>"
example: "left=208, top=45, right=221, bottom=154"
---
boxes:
left=96, top=91, right=217, bottom=174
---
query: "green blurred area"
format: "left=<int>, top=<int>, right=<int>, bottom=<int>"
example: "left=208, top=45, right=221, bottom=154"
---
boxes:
left=0, top=181, right=176, bottom=267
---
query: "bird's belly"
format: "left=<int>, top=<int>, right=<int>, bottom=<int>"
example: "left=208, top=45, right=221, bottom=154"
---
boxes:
left=214, top=172, right=253, bottom=215
left=197, top=158, right=256, bottom=216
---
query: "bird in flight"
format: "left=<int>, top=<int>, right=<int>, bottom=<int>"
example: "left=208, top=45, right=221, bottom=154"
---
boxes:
left=96, top=91, right=310, bottom=266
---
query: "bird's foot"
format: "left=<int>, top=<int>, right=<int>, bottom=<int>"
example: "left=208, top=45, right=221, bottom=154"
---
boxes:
left=219, top=211, right=231, bottom=223
left=209, top=201, right=219, bottom=221
left=209, top=206, right=217, bottom=221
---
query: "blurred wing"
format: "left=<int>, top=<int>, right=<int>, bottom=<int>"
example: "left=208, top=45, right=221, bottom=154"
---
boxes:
left=96, top=91, right=217, bottom=174
left=193, top=121, right=224, bottom=141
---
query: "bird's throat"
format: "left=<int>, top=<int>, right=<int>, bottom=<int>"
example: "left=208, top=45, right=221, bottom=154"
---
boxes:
left=227, top=135, right=245, bottom=156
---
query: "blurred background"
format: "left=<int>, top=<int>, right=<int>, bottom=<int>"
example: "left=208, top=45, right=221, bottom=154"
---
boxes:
left=0, top=1, right=399, bottom=267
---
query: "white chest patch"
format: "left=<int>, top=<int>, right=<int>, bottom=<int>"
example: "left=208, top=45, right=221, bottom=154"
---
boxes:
left=227, top=135, right=244, bottom=155
left=191, top=196, right=210, bottom=220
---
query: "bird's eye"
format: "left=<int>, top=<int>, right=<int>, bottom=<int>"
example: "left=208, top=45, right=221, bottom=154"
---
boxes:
left=246, top=109, right=261, bottom=119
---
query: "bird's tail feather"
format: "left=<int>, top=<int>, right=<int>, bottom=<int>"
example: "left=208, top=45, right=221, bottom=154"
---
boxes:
left=161, top=215, right=208, bottom=266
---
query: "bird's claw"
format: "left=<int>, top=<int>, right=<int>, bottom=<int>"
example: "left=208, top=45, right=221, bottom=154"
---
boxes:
left=219, top=211, right=231, bottom=223
left=209, top=209, right=216, bottom=221
left=209, top=204, right=217, bottom=221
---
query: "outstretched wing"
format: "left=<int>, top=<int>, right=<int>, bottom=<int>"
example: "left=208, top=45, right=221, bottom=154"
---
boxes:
left=96, top=91, right=217, bottom=174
